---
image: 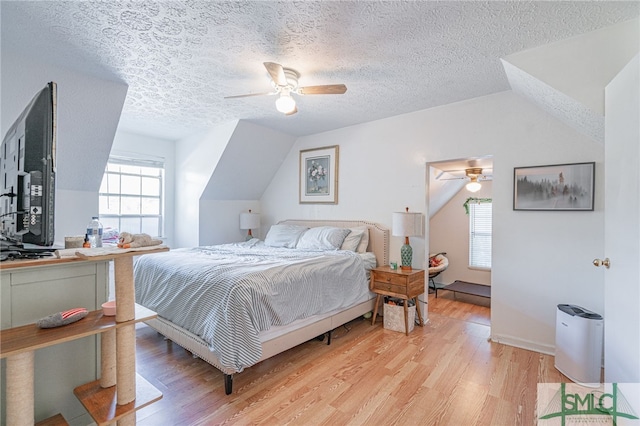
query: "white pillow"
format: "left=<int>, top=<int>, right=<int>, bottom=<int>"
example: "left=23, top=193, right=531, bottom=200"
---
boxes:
left=264, top=224, right=308, bottom=248
left=356, top=227, right=370, bottom=253
left=296, top=226, right=351, bottom=251
left=340, top=226, right=367, bottom=252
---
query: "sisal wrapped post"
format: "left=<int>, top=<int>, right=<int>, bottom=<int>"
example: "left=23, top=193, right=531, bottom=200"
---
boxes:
left=117, top=412, right=136, bottom=426
left=114, top=255, right=136, bottom=405
left=116, top=325, right=136, bottom=405
left=114, top=256, right=135, bottom=323
left=100, top=329, right=116, bottom=388
left=6, top=351, right=35, bottom=426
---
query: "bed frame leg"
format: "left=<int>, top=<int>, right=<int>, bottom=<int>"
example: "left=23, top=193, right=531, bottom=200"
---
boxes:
left=327, top=330, right=332, bottom=345
left=224, top=374, right=233, bottom=395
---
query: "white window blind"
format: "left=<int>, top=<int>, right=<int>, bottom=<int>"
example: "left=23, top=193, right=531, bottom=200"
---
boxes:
left=99, top=155, right=164, bottom=238
left=469, top=201, right=492, bottom=269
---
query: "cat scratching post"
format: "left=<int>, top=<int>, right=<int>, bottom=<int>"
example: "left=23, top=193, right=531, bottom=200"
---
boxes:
left=6, top=351, right=34, bottom=425
left=100, top=329, right=116, bottom=388
left=114, top=256, right=136, bottom=406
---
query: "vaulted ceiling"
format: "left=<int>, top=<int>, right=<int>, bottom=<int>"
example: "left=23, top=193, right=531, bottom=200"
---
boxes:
left=2, top=1, right=638, bottom=139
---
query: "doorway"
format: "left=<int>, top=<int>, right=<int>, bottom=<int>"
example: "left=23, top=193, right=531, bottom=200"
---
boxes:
left=425, top=156, right=493, bottom=315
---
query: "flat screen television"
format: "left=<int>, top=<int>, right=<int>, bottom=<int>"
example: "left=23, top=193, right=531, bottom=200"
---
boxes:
left=1, top=82, right=57, bottom=248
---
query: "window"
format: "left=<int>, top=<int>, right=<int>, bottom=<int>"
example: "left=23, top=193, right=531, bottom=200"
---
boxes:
left=99, top=155, right=164, bottom=238
left=469, top=200, right=492, bottom=269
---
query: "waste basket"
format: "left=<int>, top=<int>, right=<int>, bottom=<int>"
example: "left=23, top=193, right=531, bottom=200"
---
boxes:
left=555, top=304, right=603, bottom=385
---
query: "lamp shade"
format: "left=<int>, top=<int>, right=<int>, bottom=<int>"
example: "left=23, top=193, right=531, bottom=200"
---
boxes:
left=392, top=211, right=422, bottom=237
left=240, top=212, right=260, bottom=230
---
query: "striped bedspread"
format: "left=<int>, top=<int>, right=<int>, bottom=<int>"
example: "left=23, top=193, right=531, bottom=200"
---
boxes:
left=133, top=240, right=371, bottom=371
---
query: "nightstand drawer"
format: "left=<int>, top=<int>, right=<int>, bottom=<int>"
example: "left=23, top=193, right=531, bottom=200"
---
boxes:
left=372, top=271, right=407, bottom=286
left=371, top=280, right=407, bottom=295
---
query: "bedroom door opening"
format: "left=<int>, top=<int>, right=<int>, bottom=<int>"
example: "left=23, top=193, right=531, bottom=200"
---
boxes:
left=425, top=156, right=493, bottom=313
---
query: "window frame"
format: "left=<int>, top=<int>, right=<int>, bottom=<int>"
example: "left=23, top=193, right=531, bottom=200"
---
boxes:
left=468, top=199, right=492, bottom=270
left=99, top=155, right=165, bottom=238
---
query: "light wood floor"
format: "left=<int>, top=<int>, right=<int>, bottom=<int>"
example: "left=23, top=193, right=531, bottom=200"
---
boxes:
left=134, top=292, right=568, bottom=425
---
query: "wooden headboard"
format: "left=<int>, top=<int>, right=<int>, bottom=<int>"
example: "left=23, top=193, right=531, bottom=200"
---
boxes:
left=278, top=219, right=389, bottom=267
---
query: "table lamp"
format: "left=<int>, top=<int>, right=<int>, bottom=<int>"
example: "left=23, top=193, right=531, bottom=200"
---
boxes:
left=240, top=209, right=260, bottom=240
left=392, top=207, right=422, bottom=270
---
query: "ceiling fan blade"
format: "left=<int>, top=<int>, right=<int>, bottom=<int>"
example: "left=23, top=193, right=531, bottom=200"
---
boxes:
left=224, top=91, right=276, bottom=99
left=264, top=62, right=287, bottom=86
left=298, top=84, right=347, bottom=95
left=437, top=176, right=467, bottom=181
left=441, top=168, right=493, bottom=174
left=437, top=175, right=493, bottom=181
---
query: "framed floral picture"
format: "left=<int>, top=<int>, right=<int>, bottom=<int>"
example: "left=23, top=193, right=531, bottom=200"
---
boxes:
left=299, top=145, right=339, bottom=204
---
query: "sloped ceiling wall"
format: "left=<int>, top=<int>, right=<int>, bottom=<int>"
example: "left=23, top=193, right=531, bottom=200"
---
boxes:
left=428, top=173, right=466, bottom=218
left=429, top=19, right=638, bottom=211
left=502, top=18, right=639, bottom=143
left=1, top=50, right=128, bottom=192
left=174, top=121, right=238, bottom=247
left=201, top=121, right=296, bottom=200
left=173, top=120, right=295, bottom=247
left=502, top=61, right=605, bottom=143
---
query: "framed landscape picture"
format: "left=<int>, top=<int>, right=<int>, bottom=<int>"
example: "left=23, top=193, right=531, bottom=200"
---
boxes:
left=514, top=162, right=595, bottom=211
left=299, top=145, right=338, bottom=204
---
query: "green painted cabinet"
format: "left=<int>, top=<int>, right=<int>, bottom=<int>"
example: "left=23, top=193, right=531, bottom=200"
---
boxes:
left=1, top=260, right=108, bottom=425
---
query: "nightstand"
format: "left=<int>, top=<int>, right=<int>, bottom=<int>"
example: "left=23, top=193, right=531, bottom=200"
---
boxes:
left=370, top=266, right=425, bottom=335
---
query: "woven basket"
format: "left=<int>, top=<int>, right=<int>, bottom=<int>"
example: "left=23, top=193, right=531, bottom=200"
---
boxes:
left=383, top=302, right=415, bottom=333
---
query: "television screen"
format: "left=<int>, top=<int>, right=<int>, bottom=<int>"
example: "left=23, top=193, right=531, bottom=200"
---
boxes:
left=1, top=82, right=56, bottom=247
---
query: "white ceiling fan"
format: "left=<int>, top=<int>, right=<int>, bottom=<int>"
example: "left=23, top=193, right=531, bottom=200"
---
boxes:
left=434, top=167, right=493, bottom=193
left=224, top=62, right=347, bottom=115
left=434, top=167, right=493, bottom=181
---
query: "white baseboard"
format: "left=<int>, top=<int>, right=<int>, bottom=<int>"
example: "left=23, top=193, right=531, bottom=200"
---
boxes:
left=490, top=333, right=555, bottom=356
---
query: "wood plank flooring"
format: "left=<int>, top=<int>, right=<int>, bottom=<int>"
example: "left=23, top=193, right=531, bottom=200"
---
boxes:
left=134, top=292, right=568, bottom=425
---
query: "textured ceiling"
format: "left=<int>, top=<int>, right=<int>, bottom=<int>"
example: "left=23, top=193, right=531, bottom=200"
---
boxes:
left=502, top=60, right=605, bottom=143
left=2, top=1, right=638, bottom=139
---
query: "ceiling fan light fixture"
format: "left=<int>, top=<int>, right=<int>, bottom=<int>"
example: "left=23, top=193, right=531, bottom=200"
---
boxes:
left=227, top=62, right=347, bottom=114
left=275, top=93, right=296, bottom=114
left=466, top=176, right=482, bottom=193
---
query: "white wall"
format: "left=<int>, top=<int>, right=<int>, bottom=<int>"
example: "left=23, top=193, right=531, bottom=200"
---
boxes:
left=261, top=90, right=604, bottom=354
left=199, top=200, right=262, bottom=245
left=429, top=181, right=493, bottom=286
left=111, top=130, right=177, bottom=247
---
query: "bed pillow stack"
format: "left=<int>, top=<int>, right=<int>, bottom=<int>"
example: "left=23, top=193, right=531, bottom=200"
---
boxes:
left=264, top=224, right=370, bottom=253
left=296, top=226, right=351, bottom=250
left=264, top=224, right=309, bottom=248
left=340, top=226, right=369, bottom=252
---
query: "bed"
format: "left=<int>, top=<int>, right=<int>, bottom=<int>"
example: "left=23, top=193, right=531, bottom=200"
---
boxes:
left=133, top=219, right=389, bottom=394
